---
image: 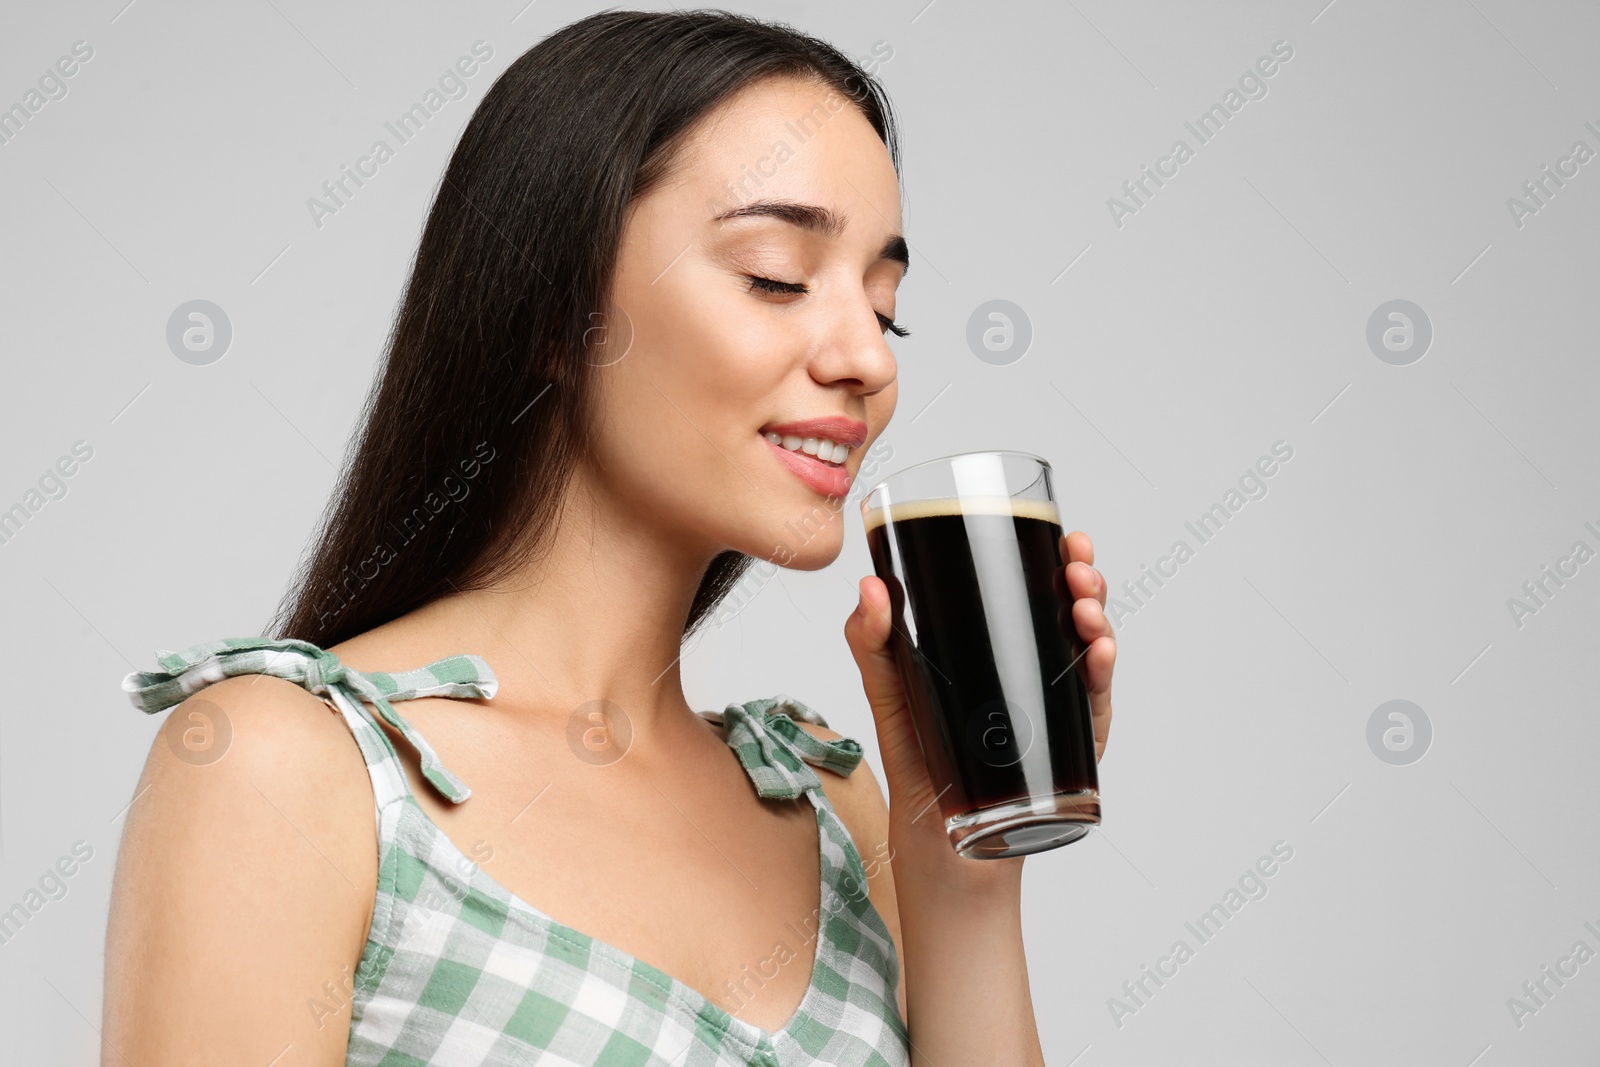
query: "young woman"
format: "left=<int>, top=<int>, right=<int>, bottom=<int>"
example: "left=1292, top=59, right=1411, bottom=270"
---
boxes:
left=103, top=10, right=1116, bottom=1066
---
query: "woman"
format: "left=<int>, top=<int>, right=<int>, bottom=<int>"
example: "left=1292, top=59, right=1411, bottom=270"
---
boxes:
left=103, top=10, right=1116, bottom=1065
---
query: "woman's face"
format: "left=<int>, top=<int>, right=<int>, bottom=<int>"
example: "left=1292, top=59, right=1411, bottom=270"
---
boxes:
left=591, top=74, right=905, bottom=571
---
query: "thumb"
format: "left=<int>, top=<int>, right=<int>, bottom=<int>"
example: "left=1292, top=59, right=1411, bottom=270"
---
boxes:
left=843, top=576, right=936, bottom=812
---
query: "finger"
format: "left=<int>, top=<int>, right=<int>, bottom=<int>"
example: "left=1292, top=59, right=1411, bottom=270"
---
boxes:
left=843, top=578, right=935, bottom=801
left=1078, top=631, right=1116, bottom=697
left=1059, top=532, right=1106, bottom=607
left=843, top=578, right=900, bottom=714
left=1052, top=559, right=1106, bottom=612
left=1062, top=560, right=1106, bottom=608
left=1071, top=592, right=1116, bottom=645
left=1082, top=636, right=1115, bottom=762
left=1062, top=530, right=1095, bottom=568
left=1053, top=567, right=1106, bottom=641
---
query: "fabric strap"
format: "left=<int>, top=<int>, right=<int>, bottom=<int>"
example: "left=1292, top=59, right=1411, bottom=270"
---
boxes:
left=125, top=639, right=862, bottom=806
left=122, top=636, right=497, bottom=803
left=710, top=695, right=864, bottom=800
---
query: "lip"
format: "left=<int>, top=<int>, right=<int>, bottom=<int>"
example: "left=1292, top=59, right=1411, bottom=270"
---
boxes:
left=763, top=435, right=852, bottom=498
left=759, top=416, right=868, bottom=449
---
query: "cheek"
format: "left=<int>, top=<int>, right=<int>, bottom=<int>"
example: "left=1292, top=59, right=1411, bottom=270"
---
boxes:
left=584, top=322, right=778, bottom=532
left=596, top=262, right=852, bottom=559
left=624, top=268, right=786, bottom=420
left=589, top=360, right=715, bottom=506
left=868, top=379, right=898, bottom=432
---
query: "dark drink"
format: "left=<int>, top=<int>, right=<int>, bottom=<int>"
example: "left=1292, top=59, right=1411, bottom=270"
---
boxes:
left=862, top=452, right=1100, bottom=858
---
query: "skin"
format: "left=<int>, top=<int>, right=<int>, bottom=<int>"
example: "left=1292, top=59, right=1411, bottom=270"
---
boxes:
left=102, top=74, right=1116, bottom=1066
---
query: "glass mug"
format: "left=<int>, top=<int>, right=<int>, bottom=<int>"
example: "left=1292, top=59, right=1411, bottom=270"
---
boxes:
left=861, top=450, right=1100, bottom=858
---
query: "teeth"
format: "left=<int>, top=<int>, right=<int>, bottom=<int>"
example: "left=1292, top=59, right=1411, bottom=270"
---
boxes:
left=764, top=431, right=851, bottom=465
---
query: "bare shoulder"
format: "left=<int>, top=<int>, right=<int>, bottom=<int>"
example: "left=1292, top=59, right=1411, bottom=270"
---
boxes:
left=793, top=719, right=890, bottom=837
left=130, top=673, right=378, bottom=864
left=103, top=673, right=378, bottom=1063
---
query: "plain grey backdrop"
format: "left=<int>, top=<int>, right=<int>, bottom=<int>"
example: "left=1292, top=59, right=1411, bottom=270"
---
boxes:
left=2, top=0, right=1597, bottom=1063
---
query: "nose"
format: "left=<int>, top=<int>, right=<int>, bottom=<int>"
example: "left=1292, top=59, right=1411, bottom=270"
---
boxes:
left=808, top=289, right=898, bottom=399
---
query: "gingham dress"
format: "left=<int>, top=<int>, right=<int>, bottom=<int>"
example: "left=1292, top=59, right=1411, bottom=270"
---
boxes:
left=124, top=637, right=910, bottom=1066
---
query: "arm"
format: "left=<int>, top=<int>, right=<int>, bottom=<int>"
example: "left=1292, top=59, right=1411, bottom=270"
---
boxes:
left=102, top=676, right=379, bottom=1066
left=805, top=723, right=1041, bottom=1066
left=883, top=805, right=1040, bottom=1066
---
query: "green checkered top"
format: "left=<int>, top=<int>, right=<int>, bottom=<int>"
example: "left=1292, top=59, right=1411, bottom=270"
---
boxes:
left=124, top=637, right=910, bottom=1066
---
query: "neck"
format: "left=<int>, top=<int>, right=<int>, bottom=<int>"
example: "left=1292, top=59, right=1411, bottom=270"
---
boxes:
left=402, top=462, right=724, bottom=733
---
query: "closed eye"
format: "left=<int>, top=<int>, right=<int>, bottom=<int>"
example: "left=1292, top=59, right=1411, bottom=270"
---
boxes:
left=746, top=275, right=808, bottom=296
left=745, top=275, right=910, bottom=338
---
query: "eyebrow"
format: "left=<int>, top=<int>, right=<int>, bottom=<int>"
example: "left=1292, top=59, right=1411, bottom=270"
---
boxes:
left=712, top=199, right=909, bottom=277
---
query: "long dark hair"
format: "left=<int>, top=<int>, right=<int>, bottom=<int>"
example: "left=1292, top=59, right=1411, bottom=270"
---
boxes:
left=271, top=8, right=901, bottom=648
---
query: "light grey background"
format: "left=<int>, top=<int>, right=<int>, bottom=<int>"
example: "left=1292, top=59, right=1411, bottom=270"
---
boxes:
left=2, top=0, right=1596, bottom=1063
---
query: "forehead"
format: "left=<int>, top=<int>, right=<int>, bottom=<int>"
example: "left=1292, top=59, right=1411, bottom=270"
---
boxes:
left=670, top=75, right=901, bottom=229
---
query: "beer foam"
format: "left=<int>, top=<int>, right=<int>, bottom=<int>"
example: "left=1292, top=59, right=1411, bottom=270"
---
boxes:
left=862, top=494, right=1061, bottom=532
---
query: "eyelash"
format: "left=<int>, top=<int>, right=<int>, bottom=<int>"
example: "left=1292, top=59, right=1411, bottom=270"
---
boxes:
left=745, top=275, right=910, bottom=338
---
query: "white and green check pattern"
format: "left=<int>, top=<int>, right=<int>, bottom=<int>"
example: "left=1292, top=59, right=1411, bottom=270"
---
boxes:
left=125, top=637, right=909, bottom=1066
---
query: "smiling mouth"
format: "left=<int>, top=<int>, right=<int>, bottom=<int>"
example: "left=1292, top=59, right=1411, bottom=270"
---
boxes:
left=762, top=431, right=850, bottom=466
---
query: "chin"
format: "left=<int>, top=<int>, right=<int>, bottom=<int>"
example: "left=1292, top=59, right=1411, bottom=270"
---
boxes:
left=745, top=503, right=847, bottom=571
left=779, top=536, right=844, bottom=572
